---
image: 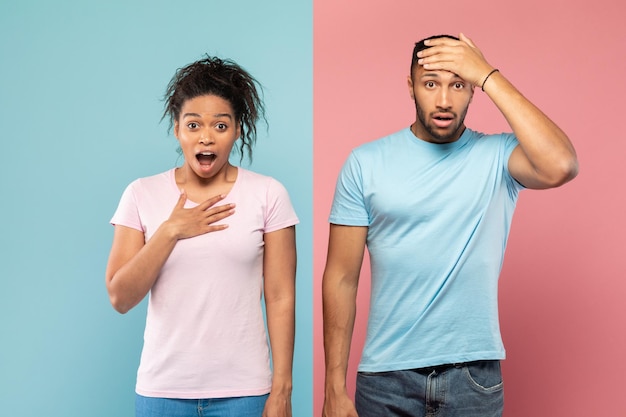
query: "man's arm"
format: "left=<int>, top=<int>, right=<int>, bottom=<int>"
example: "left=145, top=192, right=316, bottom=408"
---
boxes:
left=322, top=224, right=368, bottom=417
left=417, top=33, right=579, bottom=189
left=483, top=69, right=578, bottom=189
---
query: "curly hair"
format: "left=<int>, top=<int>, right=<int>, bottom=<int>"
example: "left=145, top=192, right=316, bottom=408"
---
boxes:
left=162, top=55, right=266, bottom=162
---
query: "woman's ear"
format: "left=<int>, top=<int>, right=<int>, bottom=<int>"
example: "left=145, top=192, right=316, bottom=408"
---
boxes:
left=173, top=120, right=180, bottom=140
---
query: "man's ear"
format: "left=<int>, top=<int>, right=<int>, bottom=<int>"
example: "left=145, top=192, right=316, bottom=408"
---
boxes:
left=407, top=75, right=415, bottom=100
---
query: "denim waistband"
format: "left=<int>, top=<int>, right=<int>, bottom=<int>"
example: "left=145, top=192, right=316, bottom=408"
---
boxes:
left=411, top=360, right=491, bottom=375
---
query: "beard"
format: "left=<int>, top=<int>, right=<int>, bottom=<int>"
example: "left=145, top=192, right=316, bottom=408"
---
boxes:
left=414, top=97, right=469, bottom=143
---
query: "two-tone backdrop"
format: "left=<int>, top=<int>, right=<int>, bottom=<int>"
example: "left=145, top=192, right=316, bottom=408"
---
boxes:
left=2, top=0, right=624, bottom=416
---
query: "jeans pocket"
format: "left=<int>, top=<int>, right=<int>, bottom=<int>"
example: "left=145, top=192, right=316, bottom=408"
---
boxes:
left=462, top=360, right=504, bottom=392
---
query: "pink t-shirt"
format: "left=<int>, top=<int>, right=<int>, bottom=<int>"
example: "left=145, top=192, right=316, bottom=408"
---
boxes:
left=111, top=167, right=299, bottom=399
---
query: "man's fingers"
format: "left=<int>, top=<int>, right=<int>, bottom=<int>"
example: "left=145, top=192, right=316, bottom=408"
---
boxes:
left=424, top=36, right=457, bottom=47
left=418, top=51, right=458, bottom=70
left=459, top=32, right=476, bottom=48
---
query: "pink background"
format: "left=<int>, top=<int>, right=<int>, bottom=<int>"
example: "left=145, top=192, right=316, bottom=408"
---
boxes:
left=313, top=1, right=626, bottom=416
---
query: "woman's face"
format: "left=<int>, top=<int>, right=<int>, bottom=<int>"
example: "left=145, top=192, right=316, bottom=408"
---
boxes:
left=174, top=94, right=240, bottom=180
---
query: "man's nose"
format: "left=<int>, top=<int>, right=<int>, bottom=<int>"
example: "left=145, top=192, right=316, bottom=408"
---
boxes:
left=435, top=88, right=451, bottom=109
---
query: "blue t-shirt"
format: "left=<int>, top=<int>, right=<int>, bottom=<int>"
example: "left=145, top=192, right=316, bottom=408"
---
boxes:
left=329, top=127, right=524, bottom=372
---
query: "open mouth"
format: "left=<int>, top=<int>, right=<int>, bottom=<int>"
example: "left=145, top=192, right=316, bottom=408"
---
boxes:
left=432, top=114, right=454, bottom=128
left=196, top=152, right=217, bottom=165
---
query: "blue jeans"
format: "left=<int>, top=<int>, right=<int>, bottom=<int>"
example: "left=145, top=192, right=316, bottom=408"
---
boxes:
left=135, top=394, right=269, bottom=417
left=355, top=360, right=504, bottom=417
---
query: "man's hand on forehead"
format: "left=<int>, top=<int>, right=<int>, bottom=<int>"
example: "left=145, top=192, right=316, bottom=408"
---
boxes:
left=416, top=33, right=495, bottom=88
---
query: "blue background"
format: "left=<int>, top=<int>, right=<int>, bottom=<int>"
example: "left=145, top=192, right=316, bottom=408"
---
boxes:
left=0, top=1, right=312, bottom=415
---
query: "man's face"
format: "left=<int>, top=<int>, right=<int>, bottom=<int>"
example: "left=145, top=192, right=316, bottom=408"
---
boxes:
left=407, top=66, right=474, bottom=144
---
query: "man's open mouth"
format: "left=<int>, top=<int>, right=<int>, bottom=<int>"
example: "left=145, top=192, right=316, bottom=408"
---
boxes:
left=433, top=114, right=454, bottom=121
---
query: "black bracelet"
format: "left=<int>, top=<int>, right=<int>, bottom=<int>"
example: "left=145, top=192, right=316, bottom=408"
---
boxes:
left=481, top=69, right=499, bottom=91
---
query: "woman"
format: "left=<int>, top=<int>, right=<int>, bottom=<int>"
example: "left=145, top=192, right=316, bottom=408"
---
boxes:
left=106, top=56, right=297, bottom=417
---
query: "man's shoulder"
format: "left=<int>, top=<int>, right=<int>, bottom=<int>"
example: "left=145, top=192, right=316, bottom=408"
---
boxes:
left=351, top=127, right=410, bottom=154
left=465, top=128, right=515, bottom=142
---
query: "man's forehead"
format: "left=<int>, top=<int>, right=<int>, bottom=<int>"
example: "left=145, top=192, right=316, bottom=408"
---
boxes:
left=418, top=69, right=465, bottom=81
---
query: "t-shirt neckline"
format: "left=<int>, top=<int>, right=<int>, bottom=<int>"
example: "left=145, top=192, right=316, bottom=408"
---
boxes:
left=168, top=166, right=242, bottom=206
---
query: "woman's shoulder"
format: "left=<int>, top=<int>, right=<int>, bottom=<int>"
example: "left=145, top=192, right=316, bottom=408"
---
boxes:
left=125, top=168, right=176, bottom=194
left=237, top=167, right=290, bottom=195
left=238, top=167, right=282, bottom=185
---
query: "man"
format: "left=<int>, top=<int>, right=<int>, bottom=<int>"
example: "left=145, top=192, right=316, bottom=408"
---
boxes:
left=322, top=33, right=578, bottom=417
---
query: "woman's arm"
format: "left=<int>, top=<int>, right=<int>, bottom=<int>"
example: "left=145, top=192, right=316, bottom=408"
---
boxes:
left=262, top=225, right=297, bottom=417
left=105, top=192, right=234, bottom=314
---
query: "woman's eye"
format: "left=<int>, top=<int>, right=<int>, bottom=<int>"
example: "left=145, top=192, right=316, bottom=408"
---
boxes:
left=187, top=122, right=198, bottom=129
left=216, top=123, right=227, bottom=130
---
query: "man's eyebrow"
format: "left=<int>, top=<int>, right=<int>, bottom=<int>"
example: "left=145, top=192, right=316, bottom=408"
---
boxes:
left=420, top=72, right=465, bottom=80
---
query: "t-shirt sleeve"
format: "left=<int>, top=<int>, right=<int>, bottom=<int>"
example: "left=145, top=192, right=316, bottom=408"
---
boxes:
left=328, top=151, right=370, bottom=226
left=502, top=133, right=526, bottom=196
left=110, top=181, right=144, bottom=232
left=264, top=179, right=299, bottom=233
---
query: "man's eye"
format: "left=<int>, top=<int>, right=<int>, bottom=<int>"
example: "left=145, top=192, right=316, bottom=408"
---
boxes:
left=455, top=83, right=464, bottom=89
left=425, top=81, right=435, bottom=88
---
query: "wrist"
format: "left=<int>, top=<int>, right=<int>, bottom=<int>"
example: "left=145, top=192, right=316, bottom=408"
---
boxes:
left=270, top=377, right=293, bottom=395
left=481, top=68, right=499, bottom=91
left=159, top=219, right=184, bottom=241
left=324, top=373, right=348, bottom=394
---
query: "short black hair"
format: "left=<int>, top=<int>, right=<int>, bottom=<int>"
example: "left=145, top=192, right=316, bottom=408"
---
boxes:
left=410, top=34, right=460, bottom=74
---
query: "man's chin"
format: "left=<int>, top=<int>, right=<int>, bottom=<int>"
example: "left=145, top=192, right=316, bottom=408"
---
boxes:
left=426, top=126, right=462, bottom=143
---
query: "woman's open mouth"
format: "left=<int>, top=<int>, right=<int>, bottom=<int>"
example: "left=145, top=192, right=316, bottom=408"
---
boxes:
left=196, top=152, right=217, bottom=165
